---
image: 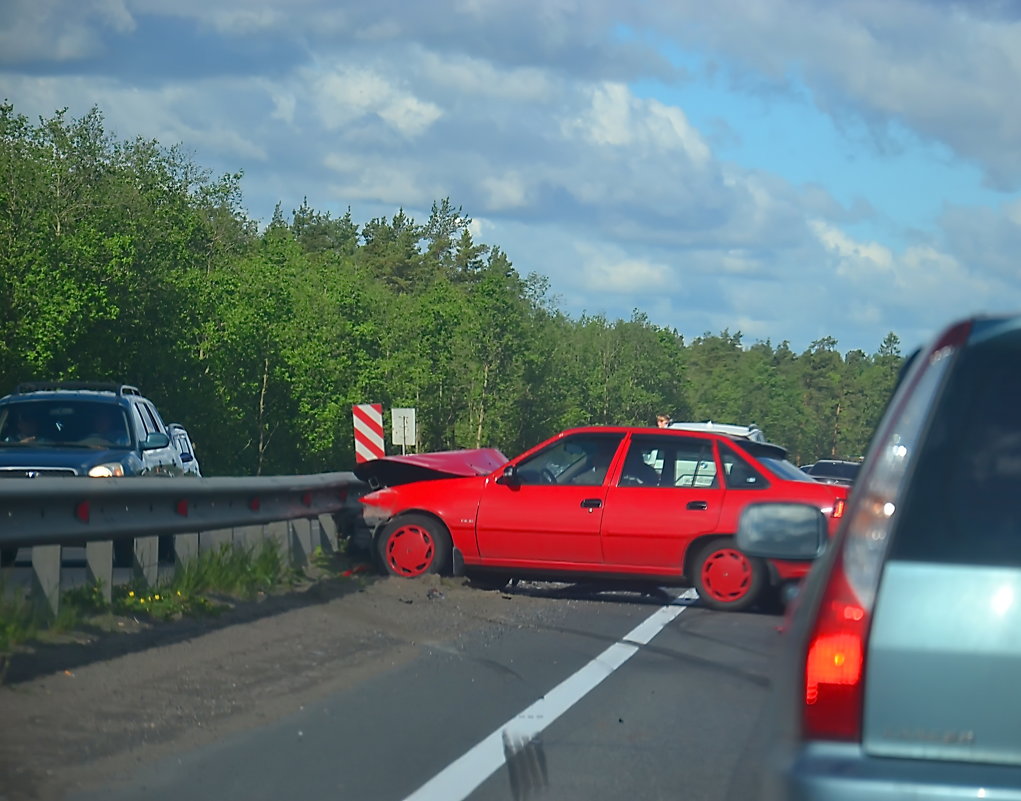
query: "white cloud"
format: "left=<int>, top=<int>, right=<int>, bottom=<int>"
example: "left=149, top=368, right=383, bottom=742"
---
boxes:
left=810, top=221, right=895, bottom=279
left=0, top=0, right=135, bottom=63
left=481, top=173, right=531, bottom=210
left=309, top=65, right=442, bottom=137
left=0, top=75, right=268, bottom=163
left=569, top=242, right=673, bottom=294
left=264, top=84, right=297, bottom=126
left=417, top=51, right=554, bottom=102
left=563, top=82, right=710, bottom=165
left=323, top=155, right=430, bottom=207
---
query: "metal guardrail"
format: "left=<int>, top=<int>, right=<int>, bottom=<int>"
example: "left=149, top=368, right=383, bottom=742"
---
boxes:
left=0, top=472, right=363, bottom=549
left=0, top=472, right=372, bottom=615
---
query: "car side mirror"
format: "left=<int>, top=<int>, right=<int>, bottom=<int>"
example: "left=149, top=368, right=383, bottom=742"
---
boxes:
left=496, top=465, right=520, bottom=486
left=735, top=502, right=828, bottom=561
left=142, top=432, right=171, bottom=451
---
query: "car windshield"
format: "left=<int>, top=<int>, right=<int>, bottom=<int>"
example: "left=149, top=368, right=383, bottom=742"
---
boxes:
left=0, top=401, right=130, bottom=449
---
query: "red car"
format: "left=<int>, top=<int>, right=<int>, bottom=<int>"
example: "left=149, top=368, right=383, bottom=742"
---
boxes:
left=356, top=426, right=848, bottom=611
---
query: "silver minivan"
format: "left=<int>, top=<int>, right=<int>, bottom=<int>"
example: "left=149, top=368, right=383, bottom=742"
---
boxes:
left=733, top=314, right=1021, bottom=800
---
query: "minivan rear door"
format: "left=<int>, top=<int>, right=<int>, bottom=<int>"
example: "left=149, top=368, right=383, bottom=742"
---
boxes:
left=863, top=325, right=1021, bottom=766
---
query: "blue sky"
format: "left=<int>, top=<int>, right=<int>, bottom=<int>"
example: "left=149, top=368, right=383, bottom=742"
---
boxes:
left=3, top=0, right=1021, bottom=355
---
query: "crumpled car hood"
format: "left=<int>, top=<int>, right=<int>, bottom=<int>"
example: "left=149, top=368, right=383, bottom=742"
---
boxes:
left=353, top=448, right=508, bottom=489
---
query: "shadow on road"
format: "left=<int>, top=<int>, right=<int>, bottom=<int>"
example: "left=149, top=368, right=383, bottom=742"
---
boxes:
left=2, top=574, right=376, bottom=686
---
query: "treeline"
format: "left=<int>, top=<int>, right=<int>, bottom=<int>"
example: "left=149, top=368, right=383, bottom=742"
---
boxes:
left=0, top=104, right=903, bottom=475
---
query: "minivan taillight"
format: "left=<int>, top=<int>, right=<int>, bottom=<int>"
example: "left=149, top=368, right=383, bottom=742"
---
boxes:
left=803, top=564, right=868, bottom=739
left=800, top=327, right=964, bottom=742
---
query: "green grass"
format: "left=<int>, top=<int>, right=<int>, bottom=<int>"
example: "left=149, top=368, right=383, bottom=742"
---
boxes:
left=0, top=540, right=350, bottom=671
left=0, top=581, right=41, bottom=652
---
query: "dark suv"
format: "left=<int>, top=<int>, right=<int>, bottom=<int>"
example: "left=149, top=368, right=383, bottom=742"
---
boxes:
left=0, top=382, right=183, bottom=479
left=0, top=382, right=185, bottom=565
left=733, top=313, right=1021, bottom=800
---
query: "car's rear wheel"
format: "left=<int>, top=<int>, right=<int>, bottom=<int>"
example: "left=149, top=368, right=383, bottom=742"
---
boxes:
left=0, top=548, right=17, bottom=567
left=377, top=514, right=451, bottom=578
left=692, top=538, right=766, bottom=612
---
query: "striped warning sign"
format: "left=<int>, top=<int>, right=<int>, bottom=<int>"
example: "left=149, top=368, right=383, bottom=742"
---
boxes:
left=352, top=403, right=385, bottom=463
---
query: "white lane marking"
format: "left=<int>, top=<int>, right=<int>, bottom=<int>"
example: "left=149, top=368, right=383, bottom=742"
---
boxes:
left=401, top=590, right=696, bottom=801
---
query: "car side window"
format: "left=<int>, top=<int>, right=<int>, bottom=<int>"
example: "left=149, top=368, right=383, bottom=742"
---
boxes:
left=668, top=439, right=718, bottom=488
left=516, top=433, right=624, bottom=486
left=618, top=440, right=664, bottom=487
left=719, top=443, right=768, bottom=489
left=142, top=402, right=165, bottom=434
left=134, top=403, right=155, bottom=435
left=618, top=434, right=718, bottom=488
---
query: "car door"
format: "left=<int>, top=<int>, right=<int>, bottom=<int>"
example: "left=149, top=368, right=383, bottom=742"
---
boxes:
left=600, top=433, right=725, bottom=570
left=474, top=432, right=625, bottom=566
left=133, top=400, right=180, bottom=475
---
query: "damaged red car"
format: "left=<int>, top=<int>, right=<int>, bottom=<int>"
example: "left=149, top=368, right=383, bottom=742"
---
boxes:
left=355, top=426, right=848, bottom=611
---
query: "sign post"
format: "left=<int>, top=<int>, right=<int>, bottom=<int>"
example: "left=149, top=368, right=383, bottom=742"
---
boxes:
left=391, top=408, right=416, bottom=455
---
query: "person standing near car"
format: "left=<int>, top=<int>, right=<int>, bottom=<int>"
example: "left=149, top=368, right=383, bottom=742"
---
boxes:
left=656, top=413, right=672, bottom=428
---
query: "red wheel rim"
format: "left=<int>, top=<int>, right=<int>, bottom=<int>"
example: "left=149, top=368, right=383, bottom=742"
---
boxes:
left=385, top=523, right=435, bottom=577
left=700, top=547, right=752, bottom=602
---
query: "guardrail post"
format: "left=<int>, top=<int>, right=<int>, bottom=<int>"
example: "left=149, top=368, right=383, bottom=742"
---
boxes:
left=134, top=536, right=159, bottom=587
left=264, top=520, right=289, bottom=563
left=316, top=513, right=339, bottom=552
left=290, top=519, right=313, bottom=569
left=175, top=532, right=199, bottom=566
left=235, top=524, right=261, bottom=552
left=31, top=544, right=61, bottom=618
left=85, top=540, right=113, bottom=604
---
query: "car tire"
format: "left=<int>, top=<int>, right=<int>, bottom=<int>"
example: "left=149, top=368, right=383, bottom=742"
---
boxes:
left=377, top=514, right=452, bottom=578
left=0, top=548, right=16, bottom=567
left=692, top=538, right=766, bottom=612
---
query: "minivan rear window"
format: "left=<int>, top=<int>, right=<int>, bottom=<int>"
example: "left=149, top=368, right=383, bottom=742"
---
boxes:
left=890, top=332, right=1021, bottom=566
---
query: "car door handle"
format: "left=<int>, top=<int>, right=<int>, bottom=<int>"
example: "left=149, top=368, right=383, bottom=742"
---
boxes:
left=686, top=501, right=709, bottom=511
left=581, top=498, right=602, bottom=509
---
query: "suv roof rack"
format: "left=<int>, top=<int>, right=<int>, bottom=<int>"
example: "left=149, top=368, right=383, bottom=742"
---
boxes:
left=14, top=381, right=142, bottom=396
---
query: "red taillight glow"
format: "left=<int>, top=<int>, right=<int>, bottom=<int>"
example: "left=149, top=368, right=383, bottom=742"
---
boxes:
left=831, top=498, right=846, bottom=519
left=802, top=570, right=869, bottom=740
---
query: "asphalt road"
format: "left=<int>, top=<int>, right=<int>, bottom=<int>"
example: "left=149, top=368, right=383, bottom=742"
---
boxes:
left=56, top=582, right=781, bottom=801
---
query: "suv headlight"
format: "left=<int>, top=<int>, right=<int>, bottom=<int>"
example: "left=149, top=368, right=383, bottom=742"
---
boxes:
left=88, top=463, right=126, bottom=477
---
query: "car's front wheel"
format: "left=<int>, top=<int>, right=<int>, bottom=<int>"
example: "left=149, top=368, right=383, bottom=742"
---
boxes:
left=377, top=514, right=452, bottom=578
left=691, top=538, right=766, bottom=612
